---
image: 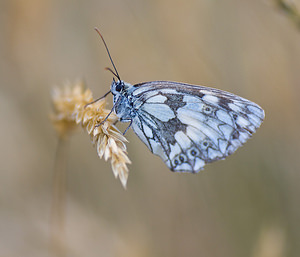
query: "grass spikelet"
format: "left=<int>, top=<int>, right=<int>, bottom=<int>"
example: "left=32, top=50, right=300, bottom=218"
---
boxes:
left=50, top=81, right=131, bottom=188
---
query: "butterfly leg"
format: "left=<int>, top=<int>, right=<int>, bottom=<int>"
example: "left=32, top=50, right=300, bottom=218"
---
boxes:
left=122, top=119, right=133, bottom=135
left=95, top=97, right=122, bottom=128
left=84, top=90, right=111, bottom=108
left=95, top=107, right=115, bottom=128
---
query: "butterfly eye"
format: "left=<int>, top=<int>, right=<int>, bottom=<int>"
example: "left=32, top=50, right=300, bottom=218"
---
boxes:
left=115, top=82, right=123, bottom=92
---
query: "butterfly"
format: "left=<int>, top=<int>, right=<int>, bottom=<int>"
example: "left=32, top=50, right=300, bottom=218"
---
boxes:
left=94, top=28, right=265, bottom=173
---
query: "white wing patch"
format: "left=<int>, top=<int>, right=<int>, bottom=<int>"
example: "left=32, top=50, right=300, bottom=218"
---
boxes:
left=202, top=94, right=219, bottom=104
left=174, top=131, right=192, bottom=149
left=146, top=94, right=167, bottom=103
left=218, top=139, right=228, bottom=154
left=216, top=109, right=234, bottom=125
left=169, top=143, right=182, bottom=160
left=219, top=124, right=234, bottom=140
left=131, top=120, right=150, bottom=149
left=143, top=123, right=153, bottom=138
left=194, top=158, right=205, bottom=171
left=141, top=103, right=175, bottom=122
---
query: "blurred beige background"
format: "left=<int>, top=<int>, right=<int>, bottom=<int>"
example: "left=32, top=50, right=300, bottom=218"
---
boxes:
left=1, top=0, right=300, bottom=256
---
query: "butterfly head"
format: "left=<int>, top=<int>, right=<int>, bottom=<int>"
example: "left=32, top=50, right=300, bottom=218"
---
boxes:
left=111, top=79, right=125, bottom=95
left=111, top=78, right=134, bottom=96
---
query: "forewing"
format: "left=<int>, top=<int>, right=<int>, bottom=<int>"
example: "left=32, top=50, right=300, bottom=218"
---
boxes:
left=131, top=81, right=265, bottom=173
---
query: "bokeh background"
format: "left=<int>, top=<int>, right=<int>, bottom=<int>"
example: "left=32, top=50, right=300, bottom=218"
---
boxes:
left=1, top=0, right=300, bottom=256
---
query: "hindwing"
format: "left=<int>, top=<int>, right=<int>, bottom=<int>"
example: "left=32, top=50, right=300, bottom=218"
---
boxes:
left=130, top=81, right=264, bottom=173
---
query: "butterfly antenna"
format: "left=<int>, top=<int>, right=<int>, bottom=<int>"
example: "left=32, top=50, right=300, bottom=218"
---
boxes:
left=94, top=27, right=121, bottom=81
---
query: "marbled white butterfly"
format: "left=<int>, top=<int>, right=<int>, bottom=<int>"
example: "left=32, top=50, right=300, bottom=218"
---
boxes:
left=95, top=28, right=265, bottom=173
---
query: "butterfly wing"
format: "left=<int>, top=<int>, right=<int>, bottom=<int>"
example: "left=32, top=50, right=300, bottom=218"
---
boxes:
left=130, top=81, right=265, bottom=173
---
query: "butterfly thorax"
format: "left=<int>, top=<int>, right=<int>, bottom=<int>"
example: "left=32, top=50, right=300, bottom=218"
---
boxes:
left=111, top=80, right=137, bottom=122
